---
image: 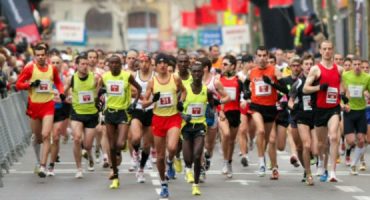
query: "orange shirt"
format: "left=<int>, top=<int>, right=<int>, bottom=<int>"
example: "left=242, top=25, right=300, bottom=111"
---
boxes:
left=249, top=65, right=277, bottom=106
left=212, top=57, right=222, bottom=70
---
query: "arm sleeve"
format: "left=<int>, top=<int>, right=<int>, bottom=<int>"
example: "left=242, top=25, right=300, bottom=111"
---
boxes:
left=15, top=65, right=33, bottom=90
left=53, top=66, right=64, bottom=94
left=289, top=80, right=300, bottom=98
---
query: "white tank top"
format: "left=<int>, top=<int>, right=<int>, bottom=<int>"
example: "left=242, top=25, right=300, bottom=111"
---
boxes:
left=205, top=75, right=218, bottom=98
left=134, top=70, right=154, bottom=110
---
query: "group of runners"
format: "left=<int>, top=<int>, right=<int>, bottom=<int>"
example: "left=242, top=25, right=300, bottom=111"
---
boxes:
left=14, top=40, right=370, bottom=198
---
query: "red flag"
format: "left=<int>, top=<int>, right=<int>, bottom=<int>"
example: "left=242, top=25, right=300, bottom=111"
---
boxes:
left=210, top=0, right=228, bottom=11
left=231, top=0, right=248, bottom=14
left=16, top=24, right=40, bottom=44
left=255, top=7, right=260, bottom=17
left=322, top=0, right=326, bottom=9
left=269, top=0, right=294, bottom=9
left=196, top=4, right=217, bottom=25
left=182, top=11, right=197, bottom=29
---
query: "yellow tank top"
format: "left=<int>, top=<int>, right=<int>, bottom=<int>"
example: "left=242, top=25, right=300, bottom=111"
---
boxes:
left=72, top=72, right=97, bottom=114
left=153, top=74, right=178, bottom=116
left=102, top=70, right=131, bottom=110
left=178, top=72, right=193, bottom=86
left=30, top=64, right=54, bottom=103
left=183, top=83, right=208, bottom=125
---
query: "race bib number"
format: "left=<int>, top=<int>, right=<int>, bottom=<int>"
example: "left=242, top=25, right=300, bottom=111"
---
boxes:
left=35, top=80, right=51, bottom=93
left=326, top=87, right=338, bottom=104
left=255, top=81, right=271, bottom=96
left=187, top=103, right=205, bottom=118
left=224, top=87, right=237, bottom=101
left=302, top=95, right=312, bottom=111
left=157, top=92, right=174, bottom=108
left=348, top=85, right=363, bottom=98
left=107, top=80, right=124, bottom=96
left=78, top=91, right=94, bottom=104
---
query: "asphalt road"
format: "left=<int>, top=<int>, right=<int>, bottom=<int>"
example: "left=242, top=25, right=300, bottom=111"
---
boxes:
left=1, top=139, right=370, bottom=200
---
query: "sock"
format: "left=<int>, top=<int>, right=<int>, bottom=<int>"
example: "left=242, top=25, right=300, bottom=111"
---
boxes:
left=205, top=151, right=211, bottom=159
left=259, top=157, right=265, bottom=167
left=346, top=145, right=354, bottom=157
left=133, top=144, right=140, bottom=153
left=185, top=167, right=191, bottom=173
left=228, top=160, right=232, bottom=164
left=167, top=158, right=173, bottom=165
left=140, top=150, right=149, bottom=169
left=161, top=180, right=168, bottom=185
left=32, top=139, right=41, bottom=164
left=329, top=170, right=336, bottom=178
left=352, top=146, right=365, bottom=166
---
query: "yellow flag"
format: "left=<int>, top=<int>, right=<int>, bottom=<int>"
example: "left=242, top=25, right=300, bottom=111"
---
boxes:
left=223, top=10, right=237, bottom=26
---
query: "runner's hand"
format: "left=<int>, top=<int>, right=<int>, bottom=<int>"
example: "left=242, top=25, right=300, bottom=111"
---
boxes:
left=152, top=92, right=160, bottom=102
left=127, top=103, right=137, bottom=115
left=30, top=79, right=41, bottom=87
left=262, top=76, right=272, bottom=85
left=319, top=83, right=328, bottom=91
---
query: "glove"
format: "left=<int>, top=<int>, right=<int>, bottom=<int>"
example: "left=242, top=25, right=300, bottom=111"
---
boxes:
left=243, top=91, right=251, bottom=100
left=213, top=98, right=221, bottom=106
left=152, top=92, right=160, bottom=102
left=262, top=76, right=272, bottom=85
left=127, top=103, right=137, bottom=115
left=59, top=93, right=66, bottom=102
left=177, top=101, right=184, bottom=112
left=98, top=88, right=106, bottom=98
left=30, top=79, right=41, bottom=87
left=319, top=83, right=329, bottom=91
left=280, top=101, right=288, bottom=110
left=341, top=94, right=349, bottom=104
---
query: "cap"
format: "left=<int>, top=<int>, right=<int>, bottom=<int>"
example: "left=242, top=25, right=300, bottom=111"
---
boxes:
left=155, top=53, right=168, bottom=65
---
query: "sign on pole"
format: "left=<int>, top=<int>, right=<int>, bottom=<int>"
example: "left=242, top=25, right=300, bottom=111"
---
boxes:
left=56, top=21, right=86, bottom=44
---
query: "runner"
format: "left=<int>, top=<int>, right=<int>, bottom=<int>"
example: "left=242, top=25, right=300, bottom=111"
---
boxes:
left=16, top=44, right=64, bottom=178
left=303, top=40, right=343, bottom=182
left=142, top=53, right=186, bottom=198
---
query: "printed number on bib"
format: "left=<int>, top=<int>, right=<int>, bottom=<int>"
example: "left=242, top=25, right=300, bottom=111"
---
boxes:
left=36, top=80, right=51, bottom=93
left=326, top=87, right=338, bottom=104
left=157, top=92, right=174, bottom=108
left=187, top=103, right=204, bottom=118
left=78, top=91, right=94, bottom=104
left=348, top=85, right=363, bottom=98
left=224, top=87, right=237, bottom=101
left=302, top=95, right=312, bottom=111
left=255, top=81, right=271, bottom=96
left=107, top=80, right=124, bottom=96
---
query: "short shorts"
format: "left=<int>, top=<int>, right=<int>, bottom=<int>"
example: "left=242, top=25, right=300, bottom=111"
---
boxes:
left=131, top=109, right=153, bottom=127
left=27, top=100, right=55, bottom=119
left=224, top=110, right=241, bottom=128
left=249, top=103, right=277, bottom=123
left=70, top=109, right=98, bottom=128
left=314, top=106, right=341, bottom=127
left=343, top=109, right=367, bottom=135
left=295, top=110, right=314, bottom=130
left=104, top=108, right=130, bottom=125
left=276, top=110, right=289, bottom=128
left=181, top=123, right=206, bottom=140
left=152, top=113, right=182, bottom=137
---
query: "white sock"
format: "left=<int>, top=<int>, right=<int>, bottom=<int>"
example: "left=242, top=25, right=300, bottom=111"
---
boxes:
left=352, top=146, right=365, bottom=166
left=318, top=159, right=323, bottom=168
left=329, top=170, right=336, bottom=178
left=259, top=157, right=265, bottom=167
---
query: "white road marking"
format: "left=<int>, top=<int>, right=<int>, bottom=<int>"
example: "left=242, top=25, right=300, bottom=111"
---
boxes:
left=353, top=196, right=370, bottom=200
left=336, top=186, right=364, bottom=193
left=227, top=179, right=259, bottom=185
left=152, top=179, right=161, bottom=186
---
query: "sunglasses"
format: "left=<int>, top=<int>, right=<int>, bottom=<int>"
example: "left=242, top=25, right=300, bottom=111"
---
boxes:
left=222, top=63, right=230, bottom=66
left=52, top=62, right=60, bottom=64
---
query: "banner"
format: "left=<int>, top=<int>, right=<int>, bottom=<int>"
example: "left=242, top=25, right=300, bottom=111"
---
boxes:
left=231, top=0, right=248, bottom=14
left=56, top=21, right=85, bottom=43
left=210, top=0, right=228, bottom=11
left=223, top=10, right=238, bottom=26
left=269, top=0, right=294, bottom=8
left=222, top=25, right=250, bottom=46
left=198, top=28, right=223, bottom=46
left=181, top=11, right=196, bottom=29
left=15, top=24, right=40, bottom=43
left=177, top=35, right=194, bottom=49
left=196, top=4, right=217, bottom=25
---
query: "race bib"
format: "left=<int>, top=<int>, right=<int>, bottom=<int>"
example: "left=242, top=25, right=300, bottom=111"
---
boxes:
left=107, top=80, right=124, bottom=96
left=78, top=91, right=94, bottom=104
left=302, top=95, right=312, bottom=111
left=187, top=103, right=205, bottom=118
left=224, top=87, right=236, bottom=101
left=157, top=92, right=174, bottom=108
left=35, top=80, right=51, bottom=93
left=326, top=87, right=338, bottom=104
left=348, top=85, right=363, bottom=98
left=255, top=81, right=271, bottom=96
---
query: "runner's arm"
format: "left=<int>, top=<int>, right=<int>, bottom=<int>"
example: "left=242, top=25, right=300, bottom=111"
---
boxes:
left=15, top=66, right=33, bottom=90
left=303, top=65, right=320, bottom=94
left=52, top=66, right=64, bottom=94
left=128, top=74, right=142, bottom=103
left=141, top=79, right=154, bottom=108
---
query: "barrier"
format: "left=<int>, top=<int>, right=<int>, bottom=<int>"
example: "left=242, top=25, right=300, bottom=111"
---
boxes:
left=0, top=92, right=31, bottom=187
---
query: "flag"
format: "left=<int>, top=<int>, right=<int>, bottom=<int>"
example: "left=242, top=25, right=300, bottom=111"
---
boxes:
left=196, top=4, right=217, bottom=25
left=210, top=0, right=228, bottom=11
left=269, top=0, right=294, bottom=9
left=223, top=10, right=238, bottom=26
left=182, top=11, right=197, bottom=29
left=231, top=0, right=248, bottom=14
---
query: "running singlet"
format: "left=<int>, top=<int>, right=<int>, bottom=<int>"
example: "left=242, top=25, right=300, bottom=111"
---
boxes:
left=153, top=74, right=178, bottom=116
left=342, top=70, right=370, bottom=110
left=102, top=70, right=131, bottom=110
left=316, top=63, right=340, bottom=109
left=220, top=75, right=240, bottom=111
left=134, top=71, right=154, bottom=110
left=29, top=64, right=55, bottom=103
left=72, top=72, right=98, bottom=114
left=183, top=84, right=208, bottom=125
left=249, top=65, right=277, bottom=106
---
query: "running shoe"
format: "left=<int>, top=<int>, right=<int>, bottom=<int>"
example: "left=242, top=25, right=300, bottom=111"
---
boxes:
left=146, top=160, right=153, bottom=169
left=185, top=171, right=194, bottom=183
left=359, top=161, right=367, bottom=171
left=241, top=157, right=249, bottom=167
left=306, top=175, right=314, bottom=186
left=329, top=175, right=338, bottom=182
left=301, top=171, right=307, bottom=182
left=345, top=156, right=351, bottom=166
left=320, top=170, right=328, bottom=182
left=47, top=164, right=55, bottom=176
left=336, top=155, right=341, bottom=164
left=150, top=148, right=157, bottom=163
left=310, top=157, right=317, bottom=166
left=136, top=169, right=145, bottom=183
left=81, top=149, right=88, bottom=160
left=109, top=178, right=120, bottom=189
left=87, top=159, right=95, bottom=171
left=222, top=161, right=228, bottom=174
left=33, top=164, right=40, bottom=174
left=200, top=167, right=206, bottom=183
left=102, top=158, right=109, bottom=168
left=290, top=155, right=300, bottom=168
left=192, top=184, right=201, bottom=196
left=174, top=158, right=183, bottom=173
left=226, top=163, right=233, bottom=178
left=38, top=166, right=47, bottom=178
left=129, top=151, right=140, bottom=172
left=95, top=149, right=101, bottom=164
left=166, top=161, right=176, bottom=179
left=258, top=165, right=266, bottom=177
left=75, top=169, right=83, bottom=179
left=160, top=184, right=169, bottom=198
left=350, top=165, right=359, bottom=175
left=340, top=142, right=346, bottom=156
left=204, top=155, right=211, bottom=171
left=316, top=167, right=324, bottom=177
left=270, top=168, right=279, bottom=180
